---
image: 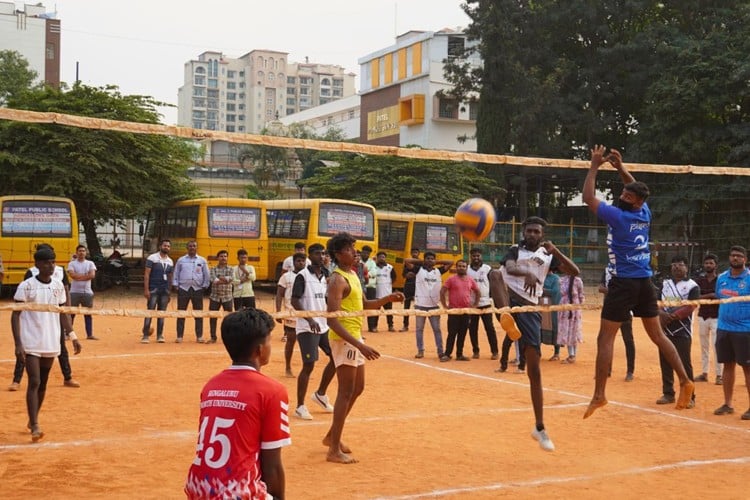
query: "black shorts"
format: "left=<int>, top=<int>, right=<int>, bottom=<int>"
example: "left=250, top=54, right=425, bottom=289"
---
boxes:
left=716, top=329, right=750, bottom=366
left=510, top=297, right=541, bottom=355
left=601, top=277, right=659, bottom=322
left=296, top=331, right=332, bottom=363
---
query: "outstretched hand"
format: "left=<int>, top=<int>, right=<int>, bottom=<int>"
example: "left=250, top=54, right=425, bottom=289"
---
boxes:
left=607, top=148, right=623, bottom=170
left=590, top=144, right=608, bottom=169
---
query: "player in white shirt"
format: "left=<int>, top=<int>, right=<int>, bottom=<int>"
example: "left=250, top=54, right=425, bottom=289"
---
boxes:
left=68, top=245, right=98, bottom=340
left=275, top=252, right=307, bottom=378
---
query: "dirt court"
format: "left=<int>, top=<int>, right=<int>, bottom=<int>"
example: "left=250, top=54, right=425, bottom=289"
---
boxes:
left=0, top=288, right=748, bottom=499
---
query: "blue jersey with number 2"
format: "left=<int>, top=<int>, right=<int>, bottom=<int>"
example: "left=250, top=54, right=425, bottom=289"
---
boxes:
left=598, top=202, right=652, bottom=279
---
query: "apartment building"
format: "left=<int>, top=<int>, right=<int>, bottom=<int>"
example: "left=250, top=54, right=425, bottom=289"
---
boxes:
left=358, top=28, right=480, bottom=151
left=0, top=2, right=60, bottom=88
left=177, top=50, right=355, bottom=134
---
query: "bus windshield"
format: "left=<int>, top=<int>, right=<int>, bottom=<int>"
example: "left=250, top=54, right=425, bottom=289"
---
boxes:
left=1, top=199, right=73, bottom=237
left=318, top=203, right=375, bottom=239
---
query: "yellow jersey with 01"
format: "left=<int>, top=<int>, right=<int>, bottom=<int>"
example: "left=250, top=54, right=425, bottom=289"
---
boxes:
left=329, top=267, right=363, bottom=341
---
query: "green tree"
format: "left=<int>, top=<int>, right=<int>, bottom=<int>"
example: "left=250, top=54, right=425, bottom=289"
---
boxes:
left=0, top=50, right=38, bottom=105
left=301, top=155, right=503, bottom=215
left=0, top=83, right=199, bottom=255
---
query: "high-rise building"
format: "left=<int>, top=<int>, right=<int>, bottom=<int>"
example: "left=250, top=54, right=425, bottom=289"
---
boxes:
left=177, top=50, right=355, bottom=134
left=0, top=2, right=60, bottom=88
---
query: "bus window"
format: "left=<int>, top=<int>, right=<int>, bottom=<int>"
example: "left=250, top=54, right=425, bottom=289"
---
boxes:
left=378, top=219, right=408, bottom=251
left=413, top=222, right=461, bottom=254
left=319, top=202, right=375, bottom=239
left=207, top=207, right=261, bottom=238
left=164, top=206, right=199, bottom=240
left=267, top=209, right=310, bottom=239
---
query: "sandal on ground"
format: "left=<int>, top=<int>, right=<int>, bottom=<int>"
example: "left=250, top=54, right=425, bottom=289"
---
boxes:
left=548, top=355, right=560, bottom=361
left=561, top=357, right=576, bottom=364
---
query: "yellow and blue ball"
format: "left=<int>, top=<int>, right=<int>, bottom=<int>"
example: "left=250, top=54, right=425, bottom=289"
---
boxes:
left=455, top=198, right=496, bottom=241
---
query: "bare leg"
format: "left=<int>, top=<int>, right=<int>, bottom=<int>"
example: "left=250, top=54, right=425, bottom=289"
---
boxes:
left=488, top=269, right=510, bottom=318
left=721, top=361, right=735, bottom=406
left=741, top=364, right=750, bottom=409
left=316, top=358, right=337, bottom=396
left=284, top=329, right=296, bottom=377
left=25, top=356, right=54, bottom=441
left=296, top=361, right=314, bottom=409
left=584, top=318, right=621, bottom=418
left=525, top=345, right=544, bottom=427
left=641, top=316, right=694, bottom=409
left=325, top=364, right=364, bottom=464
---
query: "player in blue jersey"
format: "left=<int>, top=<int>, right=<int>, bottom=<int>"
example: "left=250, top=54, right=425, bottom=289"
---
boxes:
left=582, top=145, right=694, bottom=418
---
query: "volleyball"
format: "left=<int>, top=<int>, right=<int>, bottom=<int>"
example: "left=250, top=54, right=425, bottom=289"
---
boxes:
left=454, top=198, right=496, bottom=241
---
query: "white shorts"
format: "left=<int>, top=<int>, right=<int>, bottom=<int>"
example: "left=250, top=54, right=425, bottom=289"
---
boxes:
left=330, top=338, right=365, bottom=367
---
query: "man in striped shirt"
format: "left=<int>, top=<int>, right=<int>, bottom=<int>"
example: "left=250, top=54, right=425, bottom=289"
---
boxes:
left=208, top=250, right=234, bottom=344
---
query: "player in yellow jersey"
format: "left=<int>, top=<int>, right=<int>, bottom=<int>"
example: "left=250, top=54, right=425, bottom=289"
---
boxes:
left=323, top=232, right=404, bottom=464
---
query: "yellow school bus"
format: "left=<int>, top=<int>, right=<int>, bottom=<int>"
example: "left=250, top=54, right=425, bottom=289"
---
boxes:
left=147, top=198, right=269, bottom=279
left=376, top=211, right=463, bottom=289
left=0, top=195, right=79, bottom=286
left=265, top=198, right=377, bottom=280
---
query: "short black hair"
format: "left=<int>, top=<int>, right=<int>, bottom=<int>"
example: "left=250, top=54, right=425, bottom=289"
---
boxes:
left=410, top=248, right=420, bottom=253
left=293, top=252, right=307, bottom=262
left=216, top=249, right=228, bottom=257
left=327, top=232, right=356, bottom=264
left=361, top=245, right=372, bottom=253
left=522, top=216, right=547, bottom=228
left=221, top=308, right=274, bottom=363
left=376, top=251, right=386, bottom=257
left=704, top=253, right=718, bottom=263
left=34, top=247, right=56, bottom=261
left=76, top=244, right=87, bottom=252
left=470, top=247, right=483, bottom=255
left=308, top=243, right=325, bottom=254
left=424, top=251, right=436, bottom=259
left=159, top=238, right=171, bottom=246
left=294, top=242, right=306, bottom=250
left=730, top=245, right=747, bottom=257
left=671, top=255, right=688, bottom=265
left=624, top=181, right=650, bottom=201
left=237, top=248, right=248, bottom=257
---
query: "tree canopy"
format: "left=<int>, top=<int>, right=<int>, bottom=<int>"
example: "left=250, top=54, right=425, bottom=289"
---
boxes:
left=0, top=83, right=199, bottom=255
left=444, top=0, right=750, bottom=247
left=301, top=155, right=503, bottom=215
left=0, top=50, right=37, bottom=105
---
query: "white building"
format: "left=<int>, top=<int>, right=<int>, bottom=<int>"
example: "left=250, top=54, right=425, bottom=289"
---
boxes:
left=278, top=94, right=360, bottom=140
left=0, top=2, right=60, bottom=88
left=177, top=50, right=356, bottom=135
left=358, top=28, right=480, bottom=151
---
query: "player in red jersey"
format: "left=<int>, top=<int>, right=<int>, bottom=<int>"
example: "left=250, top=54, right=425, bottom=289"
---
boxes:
left=185, top=308, right=291, bottom=500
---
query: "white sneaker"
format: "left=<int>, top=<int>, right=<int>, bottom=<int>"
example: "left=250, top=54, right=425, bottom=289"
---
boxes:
left=532, top=428, right=555, bottom=451
left=310, top=392, right=334, bottom=412
left=294, top=405, right=313, bottom=420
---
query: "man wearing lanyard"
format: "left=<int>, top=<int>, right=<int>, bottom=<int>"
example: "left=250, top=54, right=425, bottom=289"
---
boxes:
left=173, top=241, right=211, bottom=343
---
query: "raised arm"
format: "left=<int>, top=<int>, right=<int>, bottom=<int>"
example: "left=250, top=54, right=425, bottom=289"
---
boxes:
left=607, top=148, right=635, bottom=185
left=583, top=145, right=606, bottom=214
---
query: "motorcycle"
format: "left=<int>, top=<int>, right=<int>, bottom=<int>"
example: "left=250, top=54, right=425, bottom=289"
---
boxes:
left=93, top=250, right=131, bottom=290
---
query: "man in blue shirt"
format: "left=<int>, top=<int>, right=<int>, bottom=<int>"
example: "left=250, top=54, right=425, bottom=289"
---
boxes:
left=582, top=145, right=693, bottom=418
left=173, top=241, right=211, bottom=343
left=713, top=246, right=750, bottom=420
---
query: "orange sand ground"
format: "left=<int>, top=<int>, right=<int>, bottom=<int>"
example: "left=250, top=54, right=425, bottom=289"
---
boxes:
left=0, top=288, right=748, bottom=499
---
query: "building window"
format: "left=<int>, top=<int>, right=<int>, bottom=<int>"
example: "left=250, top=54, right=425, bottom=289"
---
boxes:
left=437, top=98, right=458, bottom=119
left=287, top=97, right=296, bottom=105
left=300, top=87, right=309, bottom=95
left=207, top=99, right=219, bottom=109
left=287, top=87, right=296, bottom=95
left=287, top=76, right=296, bottom=84
left=227, top=70, right=236, bottom=78
left=286, top=109, right=295, bottom=116
left=239, top=126, right=245, bottom=131
left=333, top=78, right=343, bottom=87
left=321, top=88, right=330, bottom=96
left=320, top=98, right=331, bottom=105
left=208, top=78, right=218, bottom=88
left=227, top=81, right=236, bottom=89
left=239, top=82, right=245, bottom=88
left=300, top=76, right=313, bottom=85
left=399, top=94, right=425, bottom=125
left=226, top=125, right=235, bottom=132
left=207, top=89, right=219, bottom=98
left=195, top=66, right=206, bottom=74
left=268, top=73, right=275, bottom=82
left=239, top=92, right=245, bottom=99
left=194, top=75, right=206, bottom=86
left=333, top=89, right=342, bottom=97
left=238, top=104, right=245, bottom=110
left=227, top=92, right=236, bottom=100
left=447, top=36, right=465, bottom=58
left=469, top=102, right=479, bottom=121
left=227, top=114, right=236, bottom=122
left=267, top=98, right=274, bottom=106
left=239, top=115, right=245, bottom=121
left=278, top=73, right=285, bottom=83
left=193, top=98, right=206, bottom=108
left=226, top=103, right=236, bottom=111
left=193, top=87, right=205, bottom=96
left=321, top=78, right=331, bottom=86
left=239, top=70, right=244, bottom=77
left=192, top=110, right=206, bottom=119
left=348, top=110, right=355, bottom=119
left=193, top=120, right=203, bottom=129
left=46, top=43, right=55, bottom=59
left=258, top=71, right=264, bottom=80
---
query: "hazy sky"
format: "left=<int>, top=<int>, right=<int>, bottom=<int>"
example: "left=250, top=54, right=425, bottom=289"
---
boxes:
left=51, top=0, right=470, bottom=124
